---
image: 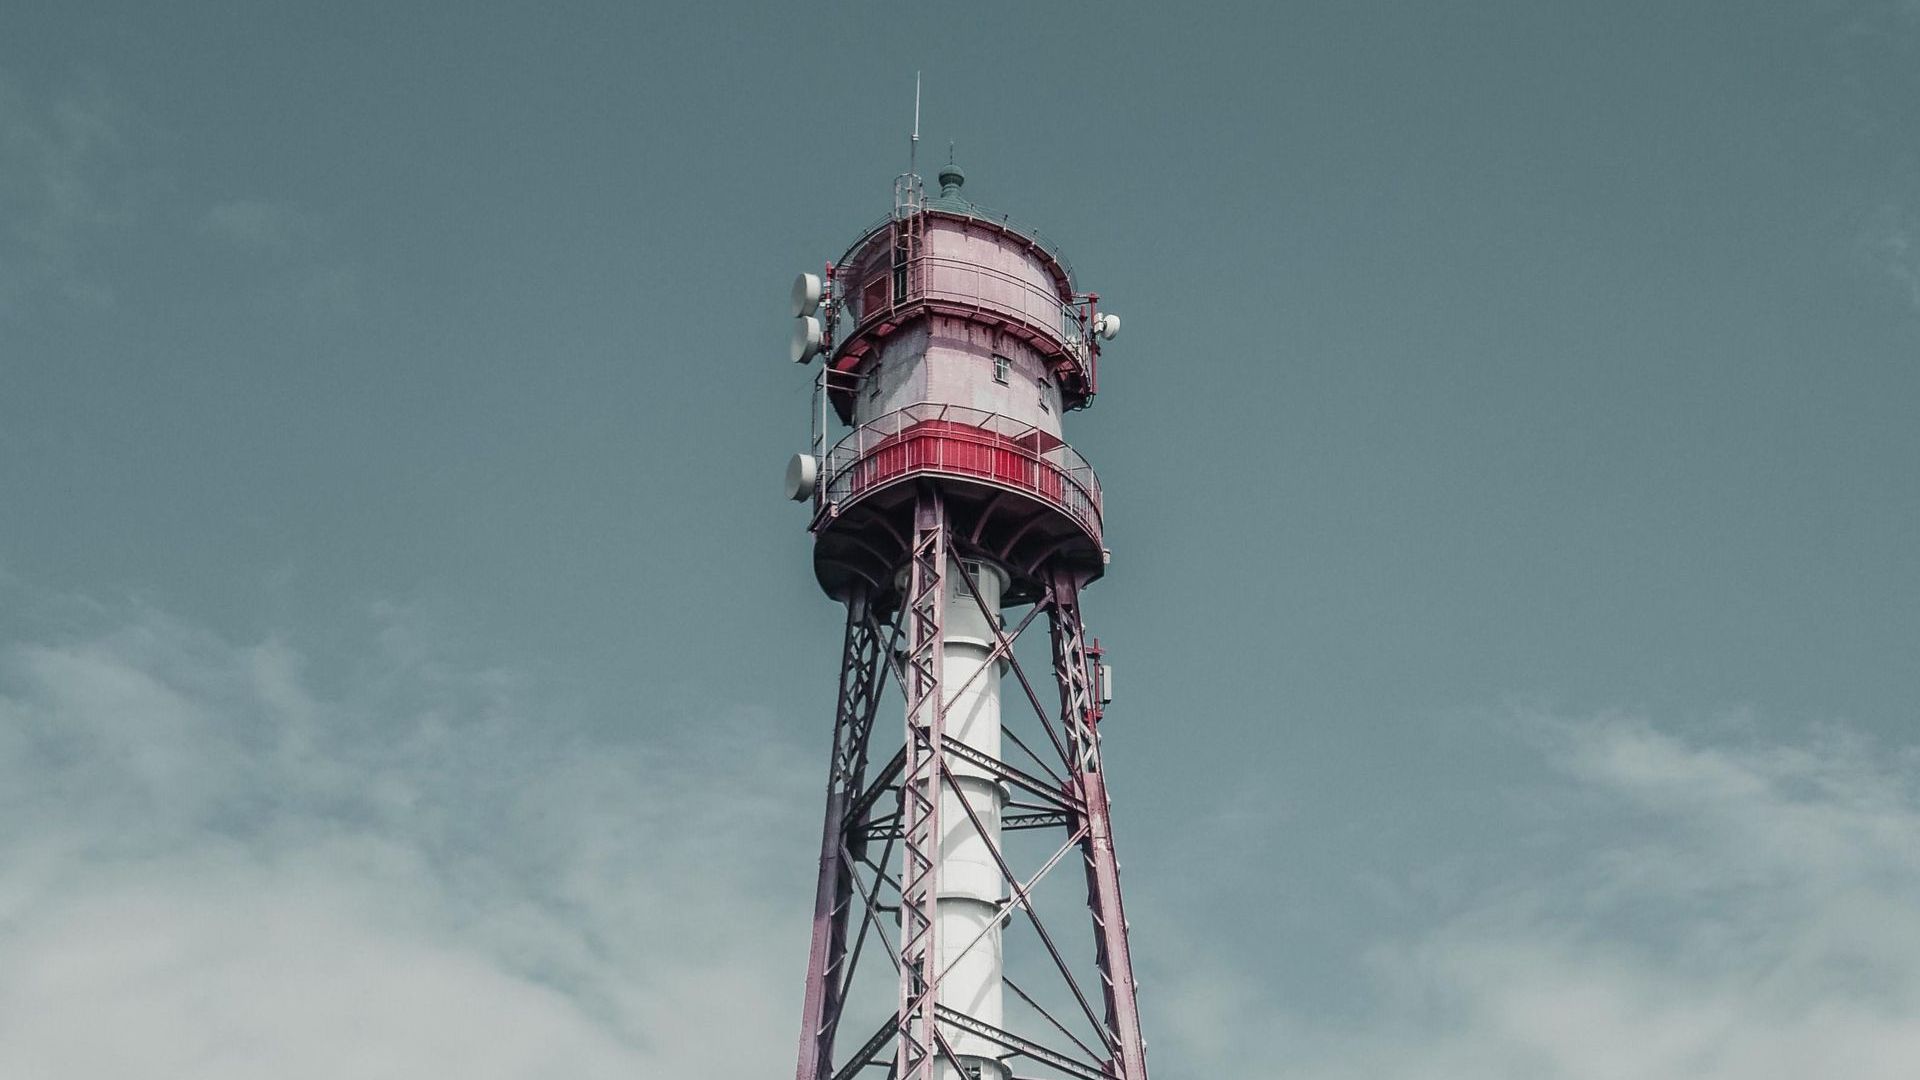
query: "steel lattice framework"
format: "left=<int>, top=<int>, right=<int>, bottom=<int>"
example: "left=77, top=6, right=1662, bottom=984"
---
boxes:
left=789, top=159, right=1144, bottom=1080
left=792, top=487, right=1148, bottom=1080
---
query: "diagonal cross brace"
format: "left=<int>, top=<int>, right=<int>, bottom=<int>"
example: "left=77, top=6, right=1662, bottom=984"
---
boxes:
left=830, top=1013, right=899, bottom=1080
left=796, top=588, right=897, bottom=1080
left=895, top=488, right=947, bottom=1080
left=934, top=1005, right=1116, bottom=1080
left=940, top=736, right=1082, bottom=816
left=1049, top=570, right=1150, bottom=1080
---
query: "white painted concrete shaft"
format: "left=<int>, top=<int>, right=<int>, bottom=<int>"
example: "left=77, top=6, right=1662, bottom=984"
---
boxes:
left=931, top=557, right=1008, bottom=1080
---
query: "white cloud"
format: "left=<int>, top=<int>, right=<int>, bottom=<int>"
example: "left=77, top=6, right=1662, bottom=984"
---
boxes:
left=201, top=198, right=362, bottom=317
left=0, top=74, right=132, bottom=314
left=0, top=72, right=359, bottom=323
left=0, top=600, right=816, bottom=1079
left=1858, top=204, right=1920, bottom=313
left=1157, top=713, right=1920, bottom=1079
left=203, top=199, right=320, bottom=252
left=8, top=594, right=1915, bottom=1080
left=1834, top=3, right=1920, bottom=314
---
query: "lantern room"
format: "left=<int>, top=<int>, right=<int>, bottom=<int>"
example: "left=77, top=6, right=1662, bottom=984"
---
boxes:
left=788, top=162, right=1121, bottom=604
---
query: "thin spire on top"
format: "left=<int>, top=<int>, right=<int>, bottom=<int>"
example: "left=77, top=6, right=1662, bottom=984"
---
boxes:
left=909, top=72, right=921, bottom=178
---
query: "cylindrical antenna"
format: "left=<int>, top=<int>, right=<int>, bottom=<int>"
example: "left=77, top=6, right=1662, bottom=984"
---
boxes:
left=910, top=71, right=921, bottom=177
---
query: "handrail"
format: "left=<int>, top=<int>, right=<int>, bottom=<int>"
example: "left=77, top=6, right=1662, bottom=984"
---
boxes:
left=836, top=252, right=1092, bottom=360
left=816, top=404, right=1103, bottom=542
left=837, top=202, right=1078, bottom=285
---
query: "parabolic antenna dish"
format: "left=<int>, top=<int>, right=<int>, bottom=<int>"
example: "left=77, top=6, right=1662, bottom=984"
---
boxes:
left=784, top=452, right=818, bottom=501
left=790, top=315, right=823, bottom=364
left=790, top=272, right=822, bottom=318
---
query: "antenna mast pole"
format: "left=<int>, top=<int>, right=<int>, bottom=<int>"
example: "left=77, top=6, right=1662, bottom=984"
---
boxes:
left=910, top=71, right=921, bottom=178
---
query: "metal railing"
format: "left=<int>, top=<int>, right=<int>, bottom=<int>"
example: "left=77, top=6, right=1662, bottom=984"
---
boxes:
left=817, top=404, right=1103, bottom=541
left=836, top=253, right=1092, bottom=359
left=838, top=203, right=1079, bottom=285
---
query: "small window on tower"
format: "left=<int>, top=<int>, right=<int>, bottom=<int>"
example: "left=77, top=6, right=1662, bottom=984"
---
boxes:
left=992, top=354, right=1011, bottom=385
left=1038, top=375, right=1052, bottom=413
left=869, top=364, right=883, bottom=399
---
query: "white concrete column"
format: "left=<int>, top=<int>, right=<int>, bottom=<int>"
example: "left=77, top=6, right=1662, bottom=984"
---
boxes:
left=933, top=556, right=1007, bottom=1080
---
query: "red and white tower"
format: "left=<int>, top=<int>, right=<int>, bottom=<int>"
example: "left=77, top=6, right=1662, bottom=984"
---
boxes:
left=784, top=157, right=1146, bottom=1080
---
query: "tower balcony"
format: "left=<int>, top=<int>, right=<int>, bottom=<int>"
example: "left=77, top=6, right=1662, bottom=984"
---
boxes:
left=835, top=250, right=1091, bottom=361
left=826, top=208, right=1102, bottom=423
left=809, top=404, right=1105, bottom=603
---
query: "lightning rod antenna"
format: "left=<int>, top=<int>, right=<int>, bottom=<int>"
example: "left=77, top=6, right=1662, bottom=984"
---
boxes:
left=911, top=71, right=921, bottom=178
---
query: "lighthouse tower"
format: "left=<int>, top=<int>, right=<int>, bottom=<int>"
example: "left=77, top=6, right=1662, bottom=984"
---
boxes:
left=784, top=158, right=1146, bottom=1080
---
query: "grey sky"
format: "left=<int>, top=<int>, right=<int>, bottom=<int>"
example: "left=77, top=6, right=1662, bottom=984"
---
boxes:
left=3, top=3, right=1917, bottom=1077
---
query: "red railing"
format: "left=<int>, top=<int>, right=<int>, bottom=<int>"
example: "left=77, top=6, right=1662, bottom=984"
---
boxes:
left=845, top=255, right=1090, bottom=352
left=817, top=405, right=1102, bottom=543
left=827, top=249, right=1099, bottom=404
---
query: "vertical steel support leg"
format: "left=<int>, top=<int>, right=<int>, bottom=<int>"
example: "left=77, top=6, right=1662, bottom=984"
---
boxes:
left=896, top=489, right=948, bottom=1080
left=795, top=585, right=890, bottom=1080
left=1048, top=571, right=1150, bottom=1080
